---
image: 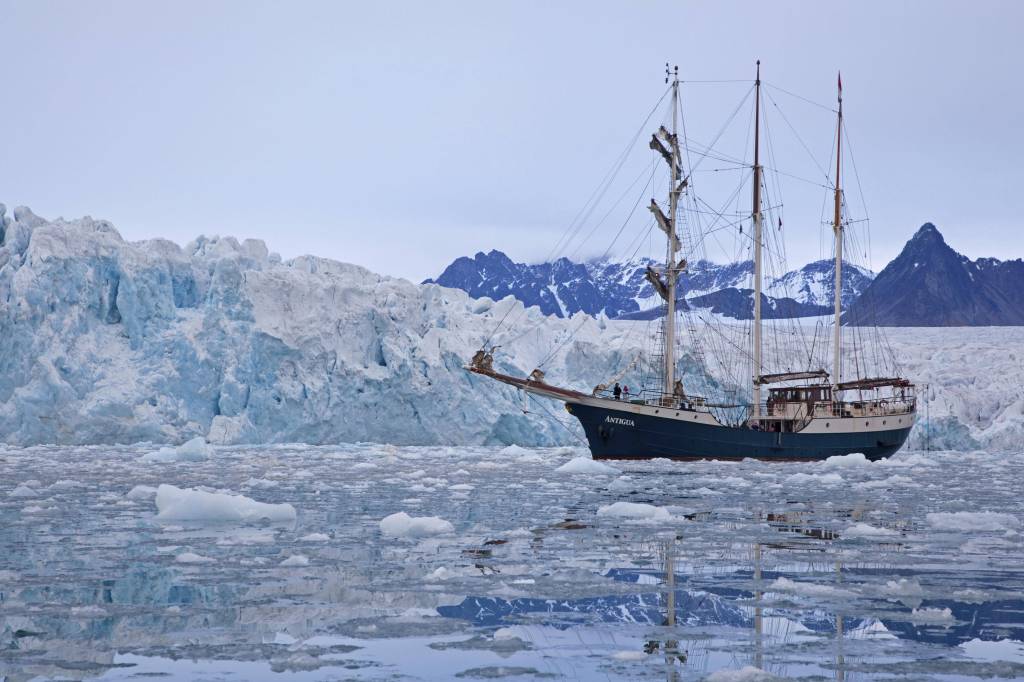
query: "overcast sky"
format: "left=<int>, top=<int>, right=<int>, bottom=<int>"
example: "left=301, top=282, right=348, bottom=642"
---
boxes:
left=3, top=1, right=1021, bottom=281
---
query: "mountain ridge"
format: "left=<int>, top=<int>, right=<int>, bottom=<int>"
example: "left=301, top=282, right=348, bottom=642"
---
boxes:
left=426, top=250, right=874, bottom=321
left=844, top=223, right=1024, bottom=326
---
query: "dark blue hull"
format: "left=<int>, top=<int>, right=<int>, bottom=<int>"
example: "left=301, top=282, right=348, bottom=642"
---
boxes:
left=568, top=402, right=912, bottom=462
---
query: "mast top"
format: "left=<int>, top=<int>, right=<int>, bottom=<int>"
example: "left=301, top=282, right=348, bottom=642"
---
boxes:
left=665, top=63, right=679, bottom=84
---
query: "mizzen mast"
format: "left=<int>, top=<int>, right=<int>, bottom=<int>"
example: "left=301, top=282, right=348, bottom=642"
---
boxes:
left=751, top=61, right=764, bottom=420
left=645, top=64, right=687, bottom=400
left=832, top=73, right=844, bottom=392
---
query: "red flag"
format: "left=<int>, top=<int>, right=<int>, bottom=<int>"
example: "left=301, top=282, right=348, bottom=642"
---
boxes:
left=778, top=217, right=782, bottom=230
left=838, top=72, right=842, bottom=93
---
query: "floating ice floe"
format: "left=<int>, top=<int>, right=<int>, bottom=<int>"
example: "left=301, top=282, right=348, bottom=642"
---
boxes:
left=425, top=566, right=458, bottom=581
left=769, top=576, right=853, bottom=598
left=926, top=511, right=1021, bottom=532
left=822, top=452, right=871, bottom=467
left=9, top=485, right=37, bottom=498
left=855, top=474, right=915, bottom=490
left=880, top=577, right=925, bottom=599
left=907, top=607, right=955, bottom=625
left=611, top=650, right=647, bottom=661
left=959, top=637, right=1024, bottom=663
left=952, top=588, right=992, bottom=603
left=299, top=533, right=329, bottom=542
left=843, top=522, right=899, bottom=538
left=175, top=551, right=215, bottom=564
left=279, top=555, right=309, bottom=566
left=379, top=511, right=454, bottom=538
left=48, top=479, right=81, bottom=490
left=555, top=457, right=620, bottom=475
left=704, top=666, right=777, bottom=682
left=785, top=472, right=843, bottom=486
left=126, top=485, right=158, bottom=500
left=155, top=484, right=297, bottom=523
left=880, top=453, right=936, bottom=468
left=596, top=501, right=671, bottom=521
left=141, top=437, right=212, bottom=463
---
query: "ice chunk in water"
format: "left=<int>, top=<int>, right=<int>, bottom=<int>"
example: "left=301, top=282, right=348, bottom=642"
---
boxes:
left=126, top=485, right=158, bottom=500
left=597, top=501, right=671, bottom=521
left=299, top=532, right=329, bottom=542
left=175, top=551, right=215, bottom=564
left=926, top=511, right=1021, bottom=532
left=9, top=484, right=37, bottom=498
left=141, top=437, right=212, bottom=463
left=555, top=457, right=620, bottom=475
left=908, top=607, right=955, bottom=624
left=379, top=511, right=454, bottom=538
left=611, top=650, right=647, bottom=661
left=822, top=452, right=870, bottom=467
left=843, top=522, right=899, bottom=538
left=769, top=576, right=853, bottom=598
left=704, top=667, right=776, bottom=682
left=155, top=484, right=297, bottom=522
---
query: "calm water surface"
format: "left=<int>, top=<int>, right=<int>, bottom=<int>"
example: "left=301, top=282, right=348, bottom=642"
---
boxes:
left=2, top=444, right=1023, bottom=680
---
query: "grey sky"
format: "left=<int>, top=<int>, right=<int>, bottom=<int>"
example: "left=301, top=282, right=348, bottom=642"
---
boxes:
left=3, top=1, right=1021, bottom=282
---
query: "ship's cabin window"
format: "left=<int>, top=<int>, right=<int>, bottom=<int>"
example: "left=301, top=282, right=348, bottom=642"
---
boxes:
left=769, top=386, right=830, bottom=402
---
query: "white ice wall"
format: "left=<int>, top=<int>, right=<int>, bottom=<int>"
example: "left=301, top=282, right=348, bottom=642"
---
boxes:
left=0, top=204, right=1019, bottom=451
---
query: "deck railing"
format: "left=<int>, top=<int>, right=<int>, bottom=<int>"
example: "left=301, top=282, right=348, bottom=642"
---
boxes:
left=594, top=387, right=916, bottom=420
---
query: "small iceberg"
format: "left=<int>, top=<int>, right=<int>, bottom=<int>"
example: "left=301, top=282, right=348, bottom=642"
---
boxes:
left=379, top=511, right=454, bottom=538
left=555, top=457, right=620, bottom=475
left=155, top=484, right=296, bottom=523
left=141, top=437, right=212, bottom=463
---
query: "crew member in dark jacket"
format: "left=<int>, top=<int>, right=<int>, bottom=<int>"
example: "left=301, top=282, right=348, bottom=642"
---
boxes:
left=613, top=383, right=622, bottom=400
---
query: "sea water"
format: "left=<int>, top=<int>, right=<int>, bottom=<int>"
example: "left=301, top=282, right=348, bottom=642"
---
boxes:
left=1, top=443, right=1023, bottom=680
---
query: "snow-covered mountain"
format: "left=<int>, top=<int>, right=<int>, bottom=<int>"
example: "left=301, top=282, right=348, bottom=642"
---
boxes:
left=845, top=223, right=1024, bottom=326
left=425, top=250, right=874, bottom=320
left=0, top=204, right=1020, bottom=451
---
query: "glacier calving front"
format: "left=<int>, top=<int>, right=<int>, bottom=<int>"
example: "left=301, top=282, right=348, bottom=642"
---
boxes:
left=0, top=204, right=1018, bottom=450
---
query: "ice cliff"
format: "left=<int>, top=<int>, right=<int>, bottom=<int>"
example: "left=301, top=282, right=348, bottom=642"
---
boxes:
left=0, top=204, right=1020, bottom=451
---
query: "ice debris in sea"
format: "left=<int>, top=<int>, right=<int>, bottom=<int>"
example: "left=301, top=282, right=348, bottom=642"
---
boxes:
left=141, top=437, right=212, bottom=463
left=155, top=484, right=296, bottom=523
left=379, top=511, right=454, bottom=538
left=555, top=456, right=620, bottom=475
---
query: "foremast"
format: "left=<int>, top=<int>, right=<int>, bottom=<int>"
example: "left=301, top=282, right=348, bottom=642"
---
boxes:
left=645, top=65, right=686, bottom=399
left=832, top=74, right=844, bottom=392
left=751, top=61, right=764, bottom=419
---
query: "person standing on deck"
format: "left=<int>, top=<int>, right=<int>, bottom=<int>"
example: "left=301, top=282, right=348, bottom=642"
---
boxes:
left=613, top=383, right=622, bottom=400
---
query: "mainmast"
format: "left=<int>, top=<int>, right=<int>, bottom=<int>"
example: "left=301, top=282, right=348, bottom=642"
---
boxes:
left=646, top=65, right=686, bottom=400
left=751, top=61, right=763, bottom=420
left=832, top=73, right=844, bottom=392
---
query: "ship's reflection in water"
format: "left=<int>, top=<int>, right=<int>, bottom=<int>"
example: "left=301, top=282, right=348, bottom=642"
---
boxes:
left=2, top=444, right=1024, bottom=680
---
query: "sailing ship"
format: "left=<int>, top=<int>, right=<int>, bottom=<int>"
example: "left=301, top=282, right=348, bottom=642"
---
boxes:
left=468, top=63, right=916, bottom=461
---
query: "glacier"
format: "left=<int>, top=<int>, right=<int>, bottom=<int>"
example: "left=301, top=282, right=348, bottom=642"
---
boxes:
left=0, top=203, right=1021, bottom=451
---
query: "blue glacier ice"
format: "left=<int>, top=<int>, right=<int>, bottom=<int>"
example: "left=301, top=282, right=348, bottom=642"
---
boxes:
left=0, top=204, right=1020, bottom=450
